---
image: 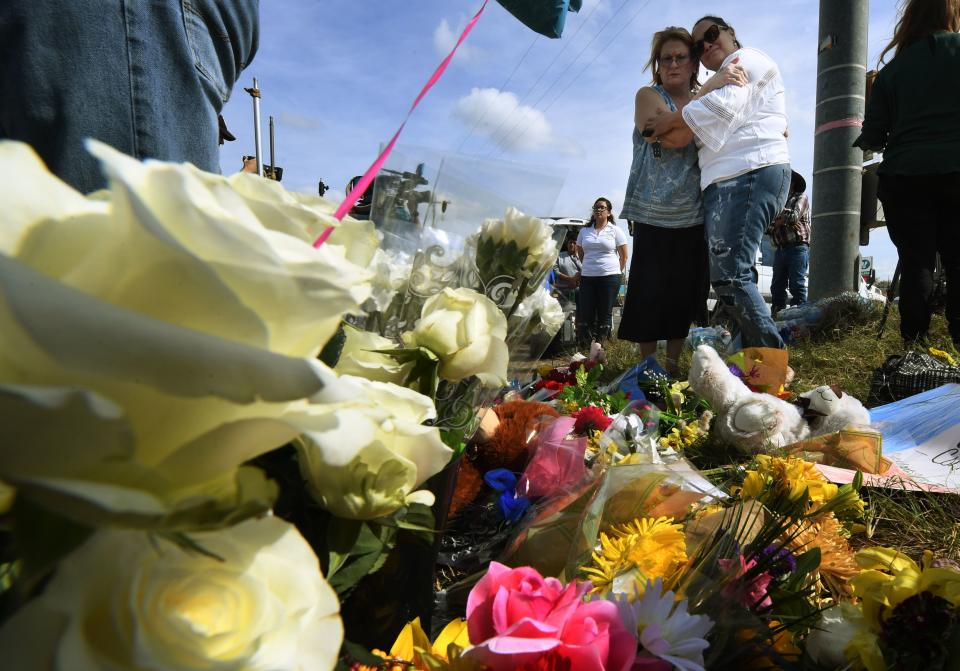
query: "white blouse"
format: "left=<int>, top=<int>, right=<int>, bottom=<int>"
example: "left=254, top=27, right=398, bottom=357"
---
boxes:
left=681, top=47, right=791, bottom=190
left=576, top=223, right=628, bottom=277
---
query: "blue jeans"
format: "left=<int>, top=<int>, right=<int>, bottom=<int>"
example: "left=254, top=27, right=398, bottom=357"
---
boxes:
left=0, top=1, right=259, bottom=193
left=771, top=244, right=809, bottom=312
left=577, top=274, right=621, bottom=344
left=704, top=164, right=791, bottom=348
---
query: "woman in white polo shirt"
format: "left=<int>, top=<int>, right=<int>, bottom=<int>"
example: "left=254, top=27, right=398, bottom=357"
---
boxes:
left=648, top=15, right=791, bottom=349
left=575, top=197, right=629, bottom=347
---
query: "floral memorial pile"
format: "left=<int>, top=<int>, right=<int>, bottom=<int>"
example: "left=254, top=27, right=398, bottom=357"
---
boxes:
left=2, top=143, right=959, bottom=671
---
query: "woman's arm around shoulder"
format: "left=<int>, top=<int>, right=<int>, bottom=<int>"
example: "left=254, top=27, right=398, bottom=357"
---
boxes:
left=635, top=86, right=667, bottom=133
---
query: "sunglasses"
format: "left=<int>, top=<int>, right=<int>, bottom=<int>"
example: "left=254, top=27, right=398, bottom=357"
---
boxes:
left=692, top=24, right=726, bottom=58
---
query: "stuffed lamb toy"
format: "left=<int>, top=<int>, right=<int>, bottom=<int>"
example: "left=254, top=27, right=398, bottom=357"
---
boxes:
left=688, top=345, right=871, bottom=454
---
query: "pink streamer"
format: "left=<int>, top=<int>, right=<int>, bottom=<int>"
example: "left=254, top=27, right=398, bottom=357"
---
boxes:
left=314, top=0, right=489, bottom=248
left=814, top=117, right=863, bottom=136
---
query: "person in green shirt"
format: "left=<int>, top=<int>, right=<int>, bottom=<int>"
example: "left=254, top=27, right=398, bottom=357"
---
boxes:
left=855, top=0, right=960, bottom=349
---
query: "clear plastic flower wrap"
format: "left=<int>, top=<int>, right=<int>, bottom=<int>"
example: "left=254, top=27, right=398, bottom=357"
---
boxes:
left=352, top=145, right=567, bottom=439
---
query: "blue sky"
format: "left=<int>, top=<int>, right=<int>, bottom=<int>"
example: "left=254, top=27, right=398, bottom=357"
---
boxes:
left=219, top=0, right=903, bottom=279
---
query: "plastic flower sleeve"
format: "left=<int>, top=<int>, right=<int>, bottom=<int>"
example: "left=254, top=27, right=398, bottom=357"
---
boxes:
left=516, top=416, right=588, bottom=500
left=564, top=460, right=726, bottom=577
left=597, top=400, right=662, bottom=465
left=364, top=145, right=566, bottom=437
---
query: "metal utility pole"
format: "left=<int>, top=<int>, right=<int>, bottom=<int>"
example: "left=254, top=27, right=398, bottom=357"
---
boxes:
left=243, top=78, right=264, bottom=176
left=809, top=0, right=869, bottom=300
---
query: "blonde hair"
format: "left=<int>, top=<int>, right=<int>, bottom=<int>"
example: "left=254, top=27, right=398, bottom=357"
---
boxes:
left=645, top=27, right=699, bottom=91
left=879, top=0, right=960, bottom=64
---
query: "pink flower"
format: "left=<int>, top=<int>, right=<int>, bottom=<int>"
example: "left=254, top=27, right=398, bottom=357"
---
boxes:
left=465, top=562, right=637, bottom=671
left=718, top=554, right=774, bottom=611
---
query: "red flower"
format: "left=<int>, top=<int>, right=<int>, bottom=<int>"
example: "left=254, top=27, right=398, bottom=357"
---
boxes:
left=572, top=406, right=612, bottom=434
left=535, top=379, right=571, bottom=393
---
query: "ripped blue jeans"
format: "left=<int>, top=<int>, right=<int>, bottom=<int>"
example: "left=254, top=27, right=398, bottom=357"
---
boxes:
left=703, top=164, right=791, bottom=348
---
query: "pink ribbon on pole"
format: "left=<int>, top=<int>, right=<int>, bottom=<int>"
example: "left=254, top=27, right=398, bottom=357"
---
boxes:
left=313, top=0, right=489, bottom=248
left=814, top=117, right=863, bottom=136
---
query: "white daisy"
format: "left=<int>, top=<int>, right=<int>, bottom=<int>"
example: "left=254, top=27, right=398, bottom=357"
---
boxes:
left=614, top=579, right=713, bottom=671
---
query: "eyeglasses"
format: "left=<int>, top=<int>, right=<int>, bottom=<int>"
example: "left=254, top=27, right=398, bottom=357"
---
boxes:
left=660, top=54, right=691, bottom=67
left=592, top=205, right=608, bottom=211
left=692, top=24, right=726, bottom=58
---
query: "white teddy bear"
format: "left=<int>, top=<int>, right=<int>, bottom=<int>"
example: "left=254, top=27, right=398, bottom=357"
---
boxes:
left=687, top=345, right=870, bottom=454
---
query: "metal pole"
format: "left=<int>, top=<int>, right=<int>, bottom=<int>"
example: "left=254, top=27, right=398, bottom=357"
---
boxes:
left=808, top=0, right=869, bottom=300
left=249, top=78, right=263, bottom=176
left=269, top=115, right=276, bottom=177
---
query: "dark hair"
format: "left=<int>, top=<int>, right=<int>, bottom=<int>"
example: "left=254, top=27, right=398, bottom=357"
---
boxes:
left=590, top=197, right=614, bottom=227
left=879, top=0, right=960, bottom=64
left=645, top=27, right=700, bottom=92
left=692, top=15, right=743, bottom=49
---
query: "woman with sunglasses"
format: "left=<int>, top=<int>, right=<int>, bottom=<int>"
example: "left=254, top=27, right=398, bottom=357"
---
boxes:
left=575, top=197, right=629, bottom=348
left=648, top=16, right=792, bottom=349
left=854, top=0, right=960, bottom=351
left=618, top=26, right=746, bottom=375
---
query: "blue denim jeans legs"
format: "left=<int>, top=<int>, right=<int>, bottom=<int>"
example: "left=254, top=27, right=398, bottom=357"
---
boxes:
left=577, top=274, right=621, bottom=345
left=771, top=244, right=809, bottom=312
left=0, top=1, right=259, bottom=193
left=703, top=164, right=791, bottom=348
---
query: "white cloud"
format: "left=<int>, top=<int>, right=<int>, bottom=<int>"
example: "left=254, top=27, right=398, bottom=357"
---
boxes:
left=433, top=18, right=478, bottom=61
left=454, top=87, right=573, bottom=153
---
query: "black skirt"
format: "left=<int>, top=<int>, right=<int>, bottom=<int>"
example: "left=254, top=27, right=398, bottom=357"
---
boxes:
left=618, top=222, right=709, bottom=342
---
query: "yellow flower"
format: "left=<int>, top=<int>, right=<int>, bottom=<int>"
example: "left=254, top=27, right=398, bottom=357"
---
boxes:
left=737, top=455, right=839, bottom=510
left=582, top=516, right=687, bottom=597
left=382, top=617, right=479, bottom=670
left=658, top=422, right=703, bottom=451
left=928, top=347, right=958, bottom=366
left=557, top=398, right=580, bottom=415
left=850, top=547, right=960, bottom=630
left=786, top=513, right=859, bottom=598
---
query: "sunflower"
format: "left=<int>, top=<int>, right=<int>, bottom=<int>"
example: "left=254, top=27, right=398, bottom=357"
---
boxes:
left=582, top=516, right=688, bottom=597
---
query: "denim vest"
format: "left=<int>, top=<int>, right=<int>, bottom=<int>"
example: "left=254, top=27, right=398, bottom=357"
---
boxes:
left=620, top=85, right=703, bottom=228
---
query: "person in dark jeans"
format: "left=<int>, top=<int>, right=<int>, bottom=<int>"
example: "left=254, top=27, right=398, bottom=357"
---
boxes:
left=768, top=171, right=810, bottom=314
left=854, top=0, right=960, bottom=349
left=575, top=197, right=629, bottom=347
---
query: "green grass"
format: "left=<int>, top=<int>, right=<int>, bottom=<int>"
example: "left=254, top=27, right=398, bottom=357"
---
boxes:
left=590, top=303, right=960, bottom=561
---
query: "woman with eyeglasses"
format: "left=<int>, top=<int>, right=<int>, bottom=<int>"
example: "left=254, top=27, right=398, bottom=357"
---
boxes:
left=854, top=0, right=960, bottom=351
left=575, top=197, right=629, bottom=348
left=648, top=16, right=792, bottom=349
left=618, top=26, right=746, bottom=375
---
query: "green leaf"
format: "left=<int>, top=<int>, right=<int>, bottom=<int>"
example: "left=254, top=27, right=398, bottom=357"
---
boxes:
left=318, top=322, right=347, bottom=367
left=393, top=502, right=437, bottom=541
left=325, top=517, right=362, bottom=579
left=327, top=522, right=397, bottom=596
left=793, top=547, right=821, bottom=577
left=586, top=363, right=603, bottom=385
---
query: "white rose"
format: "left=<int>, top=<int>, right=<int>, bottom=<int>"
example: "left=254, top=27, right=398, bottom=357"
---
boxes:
left=0, top=141, right=370, bottom=526
left=296, top=376, right=453, bottom=519
left=334, top=325, right=410, bottom=384
left=229, top=172, right=381, bottom=271
left=0, top=516, right=342, bottom=671
left=401, top=287, right=509, bottom=387
left=515, top=286, right=565, bottom=336
left=478, top=207, right=557, bottom=275
left=368, top=247, right=412, bottom=312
